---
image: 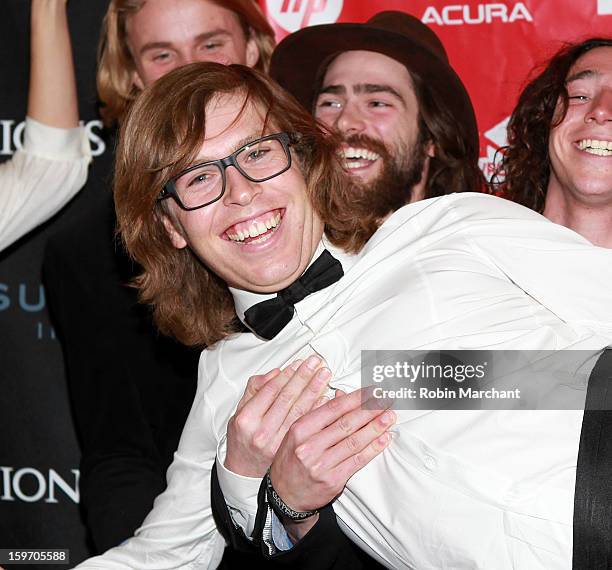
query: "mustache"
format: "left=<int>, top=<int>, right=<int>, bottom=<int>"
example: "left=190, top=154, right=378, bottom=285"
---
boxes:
left=338, top=132, right=429, bottom=220
left=340, top=134, right=390, bottom=158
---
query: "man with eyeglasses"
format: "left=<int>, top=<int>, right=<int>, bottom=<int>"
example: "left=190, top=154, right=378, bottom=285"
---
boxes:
left=214, top=12, right=481, bottom=564
left=75, top=62, right=612, bottom=570
left=160, top=132, right=296, bottom=212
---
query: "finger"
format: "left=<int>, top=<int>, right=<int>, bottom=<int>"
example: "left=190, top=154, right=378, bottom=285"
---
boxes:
left=262, top=355, right=326, bottom=434
left=279, top=366, right=332, bottom=432
left=335, top=389, right=346, bottom=398
left=309, top=404, right=391, bottom=454
left=235, top=374, right=270, bottom=414
left=286, top=387, right=375, bottom=442
left=236, top=368, right=281, bottom=413
left=333, top=431, right=393, bottom=483
left=324, top=410, right=395, bottom=470
left=314, top=394, right=331, bottom=409
left=239, top=358, right=305, bottom=419
left=296, top=389, right=393, bottom=450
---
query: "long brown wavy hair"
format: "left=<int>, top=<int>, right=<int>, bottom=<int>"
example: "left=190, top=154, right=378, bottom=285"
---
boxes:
left=492, top=38, right=612, bottom=213
left=114, top=63, right=349, bottom=347
left=97, top=0, right=276, bottom=126
left=410, top=72, right=484, bottom=200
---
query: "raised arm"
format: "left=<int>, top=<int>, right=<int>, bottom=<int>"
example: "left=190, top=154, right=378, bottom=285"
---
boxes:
left=0, top=0, right=90, bottom=252
left=29, top=0, right=78, bottom=128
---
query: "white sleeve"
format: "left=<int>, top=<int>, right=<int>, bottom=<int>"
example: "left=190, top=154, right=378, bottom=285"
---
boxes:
left=0, top=117, right=90, bottom=252
left=215, top=435, right=262, bottom=539
left=447, top=194, right=612, bottom=340
left=74, top=356, right=227, bottom=570
left=470, top=228, right=612, bottom=339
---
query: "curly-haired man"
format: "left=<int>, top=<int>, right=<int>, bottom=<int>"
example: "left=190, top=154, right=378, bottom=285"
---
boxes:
left=496, top=38, right=612, bottom=247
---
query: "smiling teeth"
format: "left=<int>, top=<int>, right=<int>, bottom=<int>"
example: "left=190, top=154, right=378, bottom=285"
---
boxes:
left=227, top=213, right=281, bottom=242
left=578, top=139, right=612, bottom=156
left=342, top=147, right=380, bottom=161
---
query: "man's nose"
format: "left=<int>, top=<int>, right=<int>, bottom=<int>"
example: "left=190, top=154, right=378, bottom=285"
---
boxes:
left=586, top=88, right=612, bottom=125
left=222, top=166, right=262, bottom=206
left=336, top=102, right=367, bottom=136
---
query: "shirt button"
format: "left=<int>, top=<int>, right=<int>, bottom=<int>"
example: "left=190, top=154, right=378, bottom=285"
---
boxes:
left=423, top=454, right=437, bottom=471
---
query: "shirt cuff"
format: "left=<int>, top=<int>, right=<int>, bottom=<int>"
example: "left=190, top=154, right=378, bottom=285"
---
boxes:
left=270, top=510, right=294, bottom=551
left=23, top=116, right=91, bottom=161
left=216, top=434, right=262, bottom=538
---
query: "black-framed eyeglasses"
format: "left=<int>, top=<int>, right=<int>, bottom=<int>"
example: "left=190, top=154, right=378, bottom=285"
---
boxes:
left=158, top=132, right=297, bottom=211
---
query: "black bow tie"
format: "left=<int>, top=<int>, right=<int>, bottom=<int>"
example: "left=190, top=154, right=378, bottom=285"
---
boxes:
left=243, top=250, right=343, bottom=340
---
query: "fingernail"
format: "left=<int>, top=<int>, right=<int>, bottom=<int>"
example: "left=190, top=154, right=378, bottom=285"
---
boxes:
left=315, top=395, right=330, bottom=407
left=305, top=355, right=321, bottom=370
left=379, top=410, right=396, bottom=426
left=289, top=359, right=303, bottom=371
left=315, top=367, right=331, bottom=382
left=378, top=433, right=392, bottom=446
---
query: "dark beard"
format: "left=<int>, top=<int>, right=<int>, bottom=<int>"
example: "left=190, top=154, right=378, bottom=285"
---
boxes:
left=343, top=132, right=428, bottom=222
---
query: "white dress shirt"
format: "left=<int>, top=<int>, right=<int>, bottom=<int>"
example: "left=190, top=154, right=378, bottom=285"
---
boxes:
left=76, top=193, right=612, bottom=570
left=0, top=117, right=90, bottom=252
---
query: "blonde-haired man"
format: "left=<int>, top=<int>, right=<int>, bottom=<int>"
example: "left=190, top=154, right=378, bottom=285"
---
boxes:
left=96, top=0, right=275, bottom=125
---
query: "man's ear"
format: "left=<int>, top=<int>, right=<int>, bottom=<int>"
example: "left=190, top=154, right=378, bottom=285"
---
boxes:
left=162, top=214, right=188, bottom=249
left=426, top=141, right=436, bottom=158
left=245, top=33, right=259, bottom=68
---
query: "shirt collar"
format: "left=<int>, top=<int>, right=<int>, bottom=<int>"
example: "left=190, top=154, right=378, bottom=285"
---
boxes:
left=229, top=238, right=354, bottom=329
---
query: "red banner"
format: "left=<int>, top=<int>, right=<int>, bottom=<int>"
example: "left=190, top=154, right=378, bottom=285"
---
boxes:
left=260, top=0, right=611, bottom=179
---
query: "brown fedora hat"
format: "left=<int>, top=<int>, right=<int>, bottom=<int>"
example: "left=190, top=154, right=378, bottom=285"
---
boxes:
left=270, top=11, right=479, bottom=155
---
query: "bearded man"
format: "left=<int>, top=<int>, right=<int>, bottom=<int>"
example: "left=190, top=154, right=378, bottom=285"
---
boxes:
left=270, top=11, right=483, bottom=235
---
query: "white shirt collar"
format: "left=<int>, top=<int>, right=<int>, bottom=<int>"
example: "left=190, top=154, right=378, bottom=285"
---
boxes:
left=229, top=240, right=336, bottom=327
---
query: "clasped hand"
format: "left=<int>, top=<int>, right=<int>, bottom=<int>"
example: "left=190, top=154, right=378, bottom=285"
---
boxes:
left=225, top=355, right=395, bottom=540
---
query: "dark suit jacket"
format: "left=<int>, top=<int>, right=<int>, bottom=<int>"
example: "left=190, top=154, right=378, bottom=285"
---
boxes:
left=43, top=190, right=199, bottom=553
